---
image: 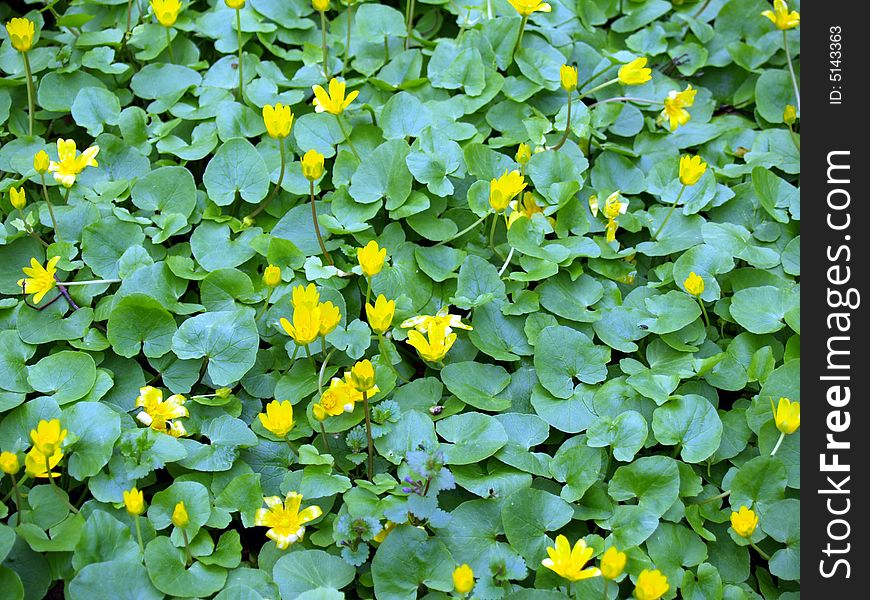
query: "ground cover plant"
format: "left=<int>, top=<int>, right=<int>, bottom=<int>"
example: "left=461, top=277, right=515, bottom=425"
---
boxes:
left=0, top=0, right=800, bottom=598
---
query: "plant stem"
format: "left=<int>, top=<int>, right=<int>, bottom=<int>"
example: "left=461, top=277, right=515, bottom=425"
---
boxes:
left=693, top=0, right=712, bottom=18
left=362, top=390, right=374, bottom=479
left=10, top=473, right=24, bottom=522
left=23, top=221, right=49, bottom=248
left=498, top=246, right=515, bottom=277
left=57, top=278, right=121, bottom=286
left=436, top=212, right=488, bottom=246
left=181, top=528, right=192, bottom=566
left=577, top=61, right=618, bottom=91
left=39, top=174, right=60, bottom=241
left=787, top=124, right=800, bottom=152
left=488, top=212, right=503, bottom=258
left=320, top=10, right=329, bottom=77
left=698, top=297, right=710, bottom=328
left=377, top=332, right=403, bottom=382
left=577, top=77, right=619, bottom=101
left=405, top=0, right=416, bottom=50
left=335, top=114, right=361, bottom=160
left=255, top=288, right=273, bottom=320
left=651, top=184, right=685, bottom=240
left=695, top=489, right=731, bottom=505
left=343, top=2, right=353, bottom=75
left=317, top=349, right=335, bottom=395
left=587, top=96, right=661, bottom=109
left=310, top=181, right=334, bottom=265
left=770, top=431, right=785, bottom=456
left=383, top=35, right=390, bottom=61
left=22, top=51, right=35, bottom=137
left=548, top=91, right=572, bottom=151
left=248, top=140, right=286, bottom=219
left=320, top=421, right=333, bottom=455
left=304, top=343, right=315, bottom=367
left=782, top=31, right=800, bottom=112
left=165, top=27, right=175, bottom=63
left=750, top=542, right=771, bottom=561
left=134, top=515, right=144, bottom=553
left=365, top=276, right=371, bottom=307
left=511, top=15, right=528, bottom=62
left=236, top=7, right=244, bottom=101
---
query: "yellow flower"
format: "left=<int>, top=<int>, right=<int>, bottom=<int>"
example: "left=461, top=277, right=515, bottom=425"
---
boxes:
left=783, top=104, right=797, bottom=125
left=301, top=149, right=325, bottom=181
left=258, top=400, right=296, bottom=438
left=407, top=322, right=457, bottom=363
left=254, top=492, right=323, bottom=550
left=600, top=547, right=627, bottom=580
left=618, top=58, right=652, bottom=86
left=772, top=397, right=800, bottom=434
left=172, top=501, right=189, bottom=527
left=9, top=186, right=26, bottom=210
left=18, top=255, right=60, bottom=304
left=507, top=0, right=552, bottom=17
left=634, top=569, right=669, bottom=600
left=312, top=78, right=359, bottom=115
left=559, top=64, right=578, bottom=92
left=678, top=154, right=707, bottom=186
left=151, top=0, right=182, bottom=27
left=34, top=150, right=50, bottom=174
left=349, top=359, right=376, bottom=393
left=292, top=283, right=320, bottom=308
left=730, top=506, right=759, bottom=538
left=225, top=0, right=246, bottom=8
left=373, top=520, right=396, bottom=543
left=263, top=264, right=282, bottom=288
left=262, top=103, right=293, bottom=139
left=515, top=143, right=531, bottom=166
left=0, top=451, right=20, bottom=475
left=25, top=447, right=62, bottom=478
left=313, top=377, right=357, bottom=420
left=30, top=419, right=67, bottom=456
left=684, top=272, right=704, bottom=297
left=366, top=295, right=395, bottom=334
left=400, top=306, right=472, bottom=335
left=135, top=386, right=189, bottom=437
left=489, top=169, right=527, bottom=212
left=761, top=0, right=800, bottom=30
left=660, top=84, right=697, bottom=131
left=5, top=18, right=35, bottom=53
left=453, top=564, right=475, bottom=595
left=318, top=301, right=341, bottom=336
left=358, top=240, right=387, bottom=277
left=507, top=192, right=553, bottom=229
left=280, top=305, right=322, bottom=346
left=48, top=139, right=100, bottom=188
left=124, top=487, right=146, bottom=516
left=602, top=191, right=627, bottom=221
left=542, top=535, right=601, bottom=582
left=312, top=0, right=331, bottom=11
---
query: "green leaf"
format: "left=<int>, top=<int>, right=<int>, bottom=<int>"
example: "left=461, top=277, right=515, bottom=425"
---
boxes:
left=273, top=549, right=356, bottom=599
left=534, top=326, right=611, bottom=398
left=652, top=395, right=723, bottom=463
left=131, top=166, right=197, bottom=218
left=144, top=536, right=227, bottom=598
left=451, top=255, right=506, bottom=309
left=69, top=561, right=162, bottom=600
left=64, top=402, right=121, bottom=480
left=107, top=294, right=178, bottom=358
left=502, top=488, right=573, bottom=564
left=371, top=526, right=453, bottom=600
left=27, top=351, right=96, bottom=405
left=349, top=140, right=412, bottom=206
left=441, top=362, right=511, bottom=411
left=171, top=309, right=259, bottom=386
left=203, top=138, right=270, bottom=206
left=436, top=413, right=508, bottom=464
left=609, top=456, right=680, bottom=516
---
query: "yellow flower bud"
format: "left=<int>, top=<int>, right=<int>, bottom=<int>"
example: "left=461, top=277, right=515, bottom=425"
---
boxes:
left=489, top=170, right=526, bottom=213
left=761, top=0, right=800, bottom=30
left=150, top=0, right=183, bottom=27
left=0, top=451, right=20, bottom=475
left=772, top=397, right=800, bottom=434
left=318, top=301, right=341, bottom=336
left=301, top=149, right=325, bottom=181
left=172, top=500, right=189, bottom=527
left=515, top=143, right=531, bottom=166
left=634, top=569, right=669, bottom=600
left=225, top=0, right=246, bottom=8
left=366, top=295, right=395, bottom=334
left=559, top=64, right=578, bottom=92
left=783, top=104, right=797, bottom=125
left=600, top=547, right=627, bottom=580
left=312, top=0, right=331, bottom=11
left=349, top=359, right=375, bottom=393
left=357, top=240, right=387, bottom=277
left=124, top=487, right=146, bottom=516
left=730, top=506, right=759, bottom=538
left=262, top=103, right=294, bottom=139
left=258, top=400, right=295, bottom=438
left=678, top=154, right=707, bottom=186
left=452, top=564, right=475, bottom=595
left=263, top=264, right=282, bottom=288
left=34, top=150, right=50, bottom=174
left=618, top=57, right=652, bottom=86
left=683, top=272, right=704, bottom=297
left=5, top=18, right=35, bottom=53
left=9, top=186, right=26, bottom=210
left=215, top=387, right=232, bottom=398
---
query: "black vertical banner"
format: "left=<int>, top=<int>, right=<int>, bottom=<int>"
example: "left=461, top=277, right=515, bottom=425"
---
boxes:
left=804, top=1, right=864, bottom=594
